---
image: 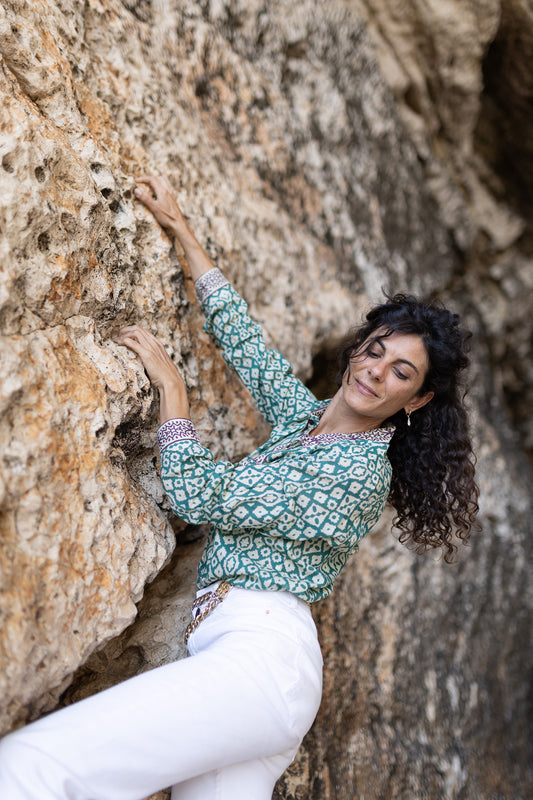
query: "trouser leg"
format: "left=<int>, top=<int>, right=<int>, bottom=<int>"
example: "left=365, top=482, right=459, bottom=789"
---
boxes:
left=0, top=649, right=302, bottom=800
left=0, top=589, right=322, bottom=800
left=170, top=750, right=297, bottom=800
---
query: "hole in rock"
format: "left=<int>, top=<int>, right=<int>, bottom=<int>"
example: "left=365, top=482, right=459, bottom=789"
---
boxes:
left=285, top=39, right=307, bottom=60
left=60, top=212, right=76, bottom=233
left=37, top=232, right=50, bottom=252
left=2, top=154, right=15, bottom=173
left=122, top=0, right=152, bottom=24
left=404, top=84, right=423, bottom=116
left=305, top=342, right=344, bottom=401
left=195, top=77, right=210, bottom=98
left=474, top=12, right=533, bottom=219
left=94, top=421, right=109, bottom=439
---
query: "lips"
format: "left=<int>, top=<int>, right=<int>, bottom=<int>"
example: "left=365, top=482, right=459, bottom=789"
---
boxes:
left=355, top=378, right=379, bottom=398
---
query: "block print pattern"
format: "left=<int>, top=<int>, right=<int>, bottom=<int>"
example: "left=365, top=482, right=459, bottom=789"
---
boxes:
left=200, top=271, right=318, bottom=427
left=158, top=419, right=199, bottom=452
left=158, top=274, right=394, bottom=601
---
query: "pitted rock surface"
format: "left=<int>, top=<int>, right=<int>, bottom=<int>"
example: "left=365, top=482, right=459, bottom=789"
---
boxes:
left=0, top=2, right=531, bottom=798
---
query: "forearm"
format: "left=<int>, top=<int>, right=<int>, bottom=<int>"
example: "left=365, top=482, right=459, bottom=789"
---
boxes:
left=168, top=215, right=216, bottom=283
left=200, top=281, right=317, bottom=426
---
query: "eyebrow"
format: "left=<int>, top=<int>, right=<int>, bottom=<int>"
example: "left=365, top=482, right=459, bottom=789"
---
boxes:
left=373, top=338, right=420, bottom=374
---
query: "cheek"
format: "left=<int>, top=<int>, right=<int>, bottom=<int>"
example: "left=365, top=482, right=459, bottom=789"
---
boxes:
left=395, top=386, right=420, bottom=406
left=384, top=381, right=412, bottom=404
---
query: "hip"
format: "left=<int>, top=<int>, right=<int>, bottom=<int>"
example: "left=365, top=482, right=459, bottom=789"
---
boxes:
left=187, top=583, right=322, bottom=667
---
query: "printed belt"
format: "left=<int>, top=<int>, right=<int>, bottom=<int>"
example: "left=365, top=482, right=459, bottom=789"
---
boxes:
left=184, top=581, right=233, bottom=644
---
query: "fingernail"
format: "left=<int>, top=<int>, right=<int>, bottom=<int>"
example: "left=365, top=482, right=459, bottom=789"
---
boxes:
left=135, top=188, right=141, bottom=197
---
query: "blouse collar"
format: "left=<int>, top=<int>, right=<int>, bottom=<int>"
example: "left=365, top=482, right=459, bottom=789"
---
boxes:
left=306, top=402, right=395, bottom=445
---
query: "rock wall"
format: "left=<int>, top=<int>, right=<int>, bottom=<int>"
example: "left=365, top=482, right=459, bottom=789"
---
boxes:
left=0, top=1, right=531, bottom=798
left=353, top=0, right=533, bottom=454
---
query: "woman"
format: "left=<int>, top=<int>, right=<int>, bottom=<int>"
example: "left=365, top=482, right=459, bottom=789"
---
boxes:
left=0, top=176, right=478, bottom=800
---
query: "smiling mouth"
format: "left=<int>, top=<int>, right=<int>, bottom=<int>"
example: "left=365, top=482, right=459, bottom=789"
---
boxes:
left=355, top=379, right=379, bottom=398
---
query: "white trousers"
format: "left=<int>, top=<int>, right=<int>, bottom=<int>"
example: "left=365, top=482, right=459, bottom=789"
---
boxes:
left=0, top=586, right=323, bottom=800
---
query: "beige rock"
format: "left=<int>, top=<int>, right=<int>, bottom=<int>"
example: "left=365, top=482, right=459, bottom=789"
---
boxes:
left=351, top=0, right=533, bottom=453
left=0, top=1, right=531, bottom=798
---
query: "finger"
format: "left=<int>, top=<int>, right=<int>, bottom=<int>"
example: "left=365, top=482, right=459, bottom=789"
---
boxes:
left=116, top=324, right=146, bottom=337
left=136, top=175, right=161, bottom=189
left=134, top=185, right=158, bottom=204
left=136, top=176, right=169, bottom=198
left=115, top=330, right=153, bottom=350
left=116, top=331, right=159, bottom=349
left=115, top=335, right=145, bottom=356
left=135, top=178, right=164, bottom=204
left=116, top=334, right=163, bottom=361
left=137, top=175, right=171, bottom=189
left=134, top=187, right=173, bottom=220
left=117, top=329, right=171, bottom=358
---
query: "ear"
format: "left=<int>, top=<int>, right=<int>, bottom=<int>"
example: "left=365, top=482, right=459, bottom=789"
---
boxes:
left=405, top=391, right=434, bottom=416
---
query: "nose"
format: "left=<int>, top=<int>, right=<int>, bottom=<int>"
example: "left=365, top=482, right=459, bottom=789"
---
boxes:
left=367, top=362, right=384, bottom=380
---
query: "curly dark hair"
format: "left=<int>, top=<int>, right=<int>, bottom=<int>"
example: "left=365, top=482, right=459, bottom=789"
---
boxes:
left=337, top=293, right=479, bottom=563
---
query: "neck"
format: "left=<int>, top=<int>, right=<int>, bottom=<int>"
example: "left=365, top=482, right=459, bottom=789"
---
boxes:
left=311, top=391, right=384, bottom=435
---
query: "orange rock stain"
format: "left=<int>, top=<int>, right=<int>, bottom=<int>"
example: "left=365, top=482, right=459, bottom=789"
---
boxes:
left=46, top=255, right=83, bottom=304
left=74, top=81, right=121, bottom=164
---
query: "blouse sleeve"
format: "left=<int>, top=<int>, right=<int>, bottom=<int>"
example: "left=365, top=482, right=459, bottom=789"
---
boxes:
left=195, top=269, right=317, bottom=427
left=158, top=419, right=391, bottom=544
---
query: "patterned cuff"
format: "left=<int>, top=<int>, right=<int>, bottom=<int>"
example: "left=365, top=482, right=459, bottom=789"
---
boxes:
left=157, top=418, right=199, bottom=453
left=195, top=268, right=229, bottom=303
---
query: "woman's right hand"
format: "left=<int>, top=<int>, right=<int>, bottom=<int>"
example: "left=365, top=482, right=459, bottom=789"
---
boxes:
left=115, top=324, right=190, bottom=422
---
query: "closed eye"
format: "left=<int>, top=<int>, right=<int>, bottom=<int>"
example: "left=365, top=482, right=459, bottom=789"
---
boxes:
left=365, top=350, right=409, bottom=378
left=393, top=368, right=409, bottom=380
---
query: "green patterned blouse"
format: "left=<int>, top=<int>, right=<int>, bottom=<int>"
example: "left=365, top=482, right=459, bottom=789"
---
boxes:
left=157, top=269, right=394, bottom=601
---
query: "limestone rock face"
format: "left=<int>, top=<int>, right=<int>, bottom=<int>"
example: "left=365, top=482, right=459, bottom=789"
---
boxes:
left=352, top=0, right=533, bottom=453
left=0, top=2, right=531, bottom=799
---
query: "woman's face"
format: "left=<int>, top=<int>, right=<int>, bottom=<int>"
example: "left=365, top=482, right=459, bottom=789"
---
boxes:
left=340, top=329, right=434, bottom=427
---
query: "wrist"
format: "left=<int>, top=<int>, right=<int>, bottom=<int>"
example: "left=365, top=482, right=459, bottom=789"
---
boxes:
left=158, top=380, right=190, bottom=424
left=157, top=374, right=187, bottom=398
left=168, top=215, right=195, bottom=244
